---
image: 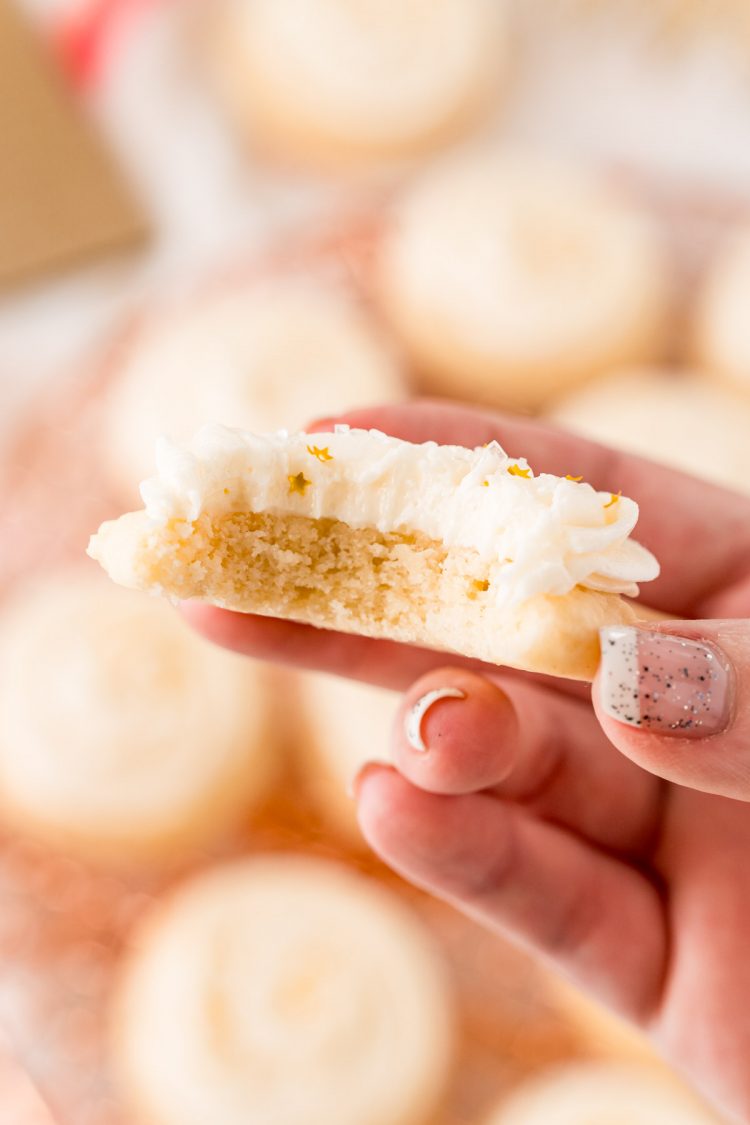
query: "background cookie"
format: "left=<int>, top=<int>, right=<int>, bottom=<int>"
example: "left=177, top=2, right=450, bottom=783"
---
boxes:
left=0, top=570, right=278, bottom=865
left=104, top=279, right=406, bottom=500
left=205, top=0, right=505, bottom=167
left=377, top=151, right=670, bottom=411
left=483, top=1060, right=720, bottom=1124
left=113, top=854, right=455, bottom=1125
left=298, top=671, right=398, bottom=844
left=549, top=366, right=750, bottom=495
left=695, top=227, right=750, bottom=395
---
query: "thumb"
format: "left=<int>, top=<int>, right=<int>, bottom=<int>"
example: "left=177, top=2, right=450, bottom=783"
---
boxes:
left=593, top=620, right=750, bottom=799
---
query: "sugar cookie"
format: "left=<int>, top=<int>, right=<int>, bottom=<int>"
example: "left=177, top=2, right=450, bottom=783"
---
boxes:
left=542, top=971, right=657, bottom=1064
left=378, top=152, right=669, bottom=411
left=0, top=571, right=276, bottom=864
left=89, top=426, right=659, bottom=681
left=206, top=0, right=504, bottom=167
left=695, top=227, right=750, bottom=394
left=298, top=671, right=398, bottom=843
left=484, top=1060, right=719, bottom=1124
left=112, top=855, right=454, bottom=1125
left=549, top=367, right=750, bottom=495
left=104, top=280, right=405, bottom=499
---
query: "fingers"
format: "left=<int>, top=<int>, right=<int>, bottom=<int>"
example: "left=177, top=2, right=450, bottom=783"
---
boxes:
left=595, top=620, right=750, bottom=800
left=392, top=667, right=661, bottom=856
left=355, top=765, right=667, bottom=1022
left=182, top=602, right=590, bottom=701
left=180, top=602, right=487, bottom=689
left=317, top=399, right=750, bottom=618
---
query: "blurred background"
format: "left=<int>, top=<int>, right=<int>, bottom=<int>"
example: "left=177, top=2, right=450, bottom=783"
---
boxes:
left=1, top=0, right=750, bottom=1122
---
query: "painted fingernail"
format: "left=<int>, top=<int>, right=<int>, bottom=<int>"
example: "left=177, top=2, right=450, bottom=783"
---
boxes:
left=405, top=688, right=466, bottom=752
left=599, top=627, right=732, bottom=738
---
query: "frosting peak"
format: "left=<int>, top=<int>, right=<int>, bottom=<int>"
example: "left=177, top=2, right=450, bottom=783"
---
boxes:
left=138, top=424, right=659, bottom=605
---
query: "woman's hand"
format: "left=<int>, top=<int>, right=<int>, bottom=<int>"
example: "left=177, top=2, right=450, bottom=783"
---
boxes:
left=184, top=399, right=750, bottom=1123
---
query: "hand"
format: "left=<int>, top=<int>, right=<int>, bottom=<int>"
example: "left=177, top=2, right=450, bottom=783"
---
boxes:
left=184, top=399, right=750, bottom=1122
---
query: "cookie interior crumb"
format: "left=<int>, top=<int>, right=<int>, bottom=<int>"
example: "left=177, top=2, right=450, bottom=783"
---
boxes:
left=108, top=507, right=636, bottom=681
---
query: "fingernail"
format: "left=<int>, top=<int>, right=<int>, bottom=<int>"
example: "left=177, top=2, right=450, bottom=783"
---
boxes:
left=405, top=688, right=466, bottom=752
left=599, top=626, right=733, bottom=738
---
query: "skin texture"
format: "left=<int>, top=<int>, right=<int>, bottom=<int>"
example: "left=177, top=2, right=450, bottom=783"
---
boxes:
left=183, top=400, right=750, bottom=1123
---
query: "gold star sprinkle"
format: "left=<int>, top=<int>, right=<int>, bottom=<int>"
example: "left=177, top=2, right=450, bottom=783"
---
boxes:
left=288, top=472, right=312, bottom=495
left=604, top=491, right=621, bottom=508
left=306, top=444, right=333, bottom=462
left=565, top=475, right=583, bottom=482
left=507, top=464, right=531, bottom=479
left=481, top=480, right=489, bottom=487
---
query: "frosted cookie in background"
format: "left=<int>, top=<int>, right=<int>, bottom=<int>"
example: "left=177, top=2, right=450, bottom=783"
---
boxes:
left=0, top=571, right=278, bottom=866
left=112, top=855, right=454, bottom=1125
left=204, top=0, right=505, bottom=169
left=694, top=227, right=750, bottom=394
left=297, top=671, right=398, bottom=844
left=483, top=1060, right=720, bottom=1124
left=542, top=971, right=657, bottom=1064
left=377, top=152, right=670, bottom=412
left=104, top=279, right=406, bottom=500
left=549, top=366, right=750, bottom=495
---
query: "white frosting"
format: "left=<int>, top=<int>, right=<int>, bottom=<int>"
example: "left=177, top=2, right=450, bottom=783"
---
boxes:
left=486, top=1061, right=718, bottom=1125
left=0, top=574, right=272, bottom=842
left=105, top=280, right=405, bottom=494
left=228, top=0, right=501, bottom=143
left=139, top=424, right=659, bottom=605
left=116, top=857, right=453, bottom=1125
left=699, top=226, right=750, bottom=389
left=301, top=673, right=398, bottom=839
left=550, top=366, right=750, bottom=496
left=380, top=152, right=666, bottom=363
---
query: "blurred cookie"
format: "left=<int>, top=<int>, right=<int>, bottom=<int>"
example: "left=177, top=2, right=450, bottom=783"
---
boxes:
left=549, top=366, right=750, bottom=494
left=484, top=1060, right=719, bottom=1124
left=206, top=0, right=504, bottom=167
left=377, top=152, right=670, bottom=411
left=541, top=970, right=656, bottom=1063
left=695, top=227, right=750, bottom=394
left=298, top=671, right=398, bottom=844
left=0, top=571, right=277, bottom=865
left=104, top=279, right=405, bottom=499
left=113, top=854, right=454, bottom=1125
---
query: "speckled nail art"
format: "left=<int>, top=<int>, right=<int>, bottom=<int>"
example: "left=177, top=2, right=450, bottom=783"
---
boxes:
left=599, top=626, right=732, bottom=738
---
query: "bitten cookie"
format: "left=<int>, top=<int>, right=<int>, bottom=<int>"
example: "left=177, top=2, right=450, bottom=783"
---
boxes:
left=0, top=571, right=277, bottom=865
left=104, top=279, right=405, bottom=499
left=377, top=151, right=669, bottom=411
left=89, top=426, right=659, bottom=681
left=205, top=0, right=504, bottom=167
left=112, top=855, right=454, bottom=1125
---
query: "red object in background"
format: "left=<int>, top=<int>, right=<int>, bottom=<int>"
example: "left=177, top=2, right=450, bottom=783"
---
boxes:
left=53, top=0, right=171, bottom=88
